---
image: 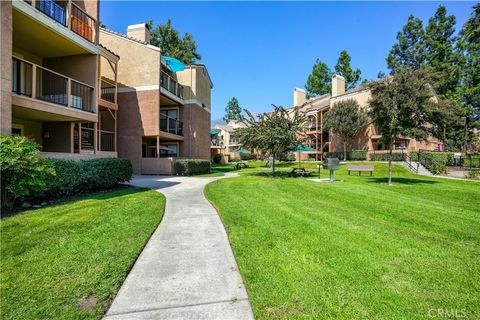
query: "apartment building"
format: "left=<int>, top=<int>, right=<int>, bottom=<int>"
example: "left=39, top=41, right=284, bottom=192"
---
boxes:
left=294, top=75, right=440, bottom=160
left=99, top=23, right=212, bottom=174
left=210, top=120, right=246, bottom=160
left=1, top=0, right=119, bottom=159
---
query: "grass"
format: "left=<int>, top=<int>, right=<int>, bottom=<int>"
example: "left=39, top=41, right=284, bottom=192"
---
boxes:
left=191, top=172, right=225, bottom=177
left=205, top=162, right=480, bottom=319
left=0, top=187, right=165, bottom=320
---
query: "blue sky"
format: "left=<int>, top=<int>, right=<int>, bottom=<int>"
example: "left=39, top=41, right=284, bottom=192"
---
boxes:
left=100, top=1, right=474, bottom=122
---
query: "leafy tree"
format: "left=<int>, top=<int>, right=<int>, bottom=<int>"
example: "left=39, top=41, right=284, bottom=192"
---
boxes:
left=223, top=97, right=242, bottom=123
left=0, top=135, right=54, bottom=208
left=147, top=20, right=201, bottom=64
left=425, top=5, right=461, bottom=99
left=323, top=99, right=369, bottom=161
left=305, top=59, right=332, bottom=98
left=387, top=15, right=427, bottom=73
left=236, top=106, right=306, bottom=174
left=428, top=99, right=465, bottom=150
left=457, top=4, right=480, bottom=151
left=368, top=68, right=435, bottom=185
left=335, top=50, right=362, bottom=89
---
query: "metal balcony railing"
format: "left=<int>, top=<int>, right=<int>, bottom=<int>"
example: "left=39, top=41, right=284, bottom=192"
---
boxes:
left=31, top=0, right=97, bottom=43
left=13, top=56, right=95, bottom=113
left=160, top=114, right=183, bottom=136
left=160, top=71, right=184, bottom=99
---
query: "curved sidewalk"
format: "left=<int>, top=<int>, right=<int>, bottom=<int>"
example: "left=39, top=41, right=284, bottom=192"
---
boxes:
left=104, top=174, right=254, bottom=320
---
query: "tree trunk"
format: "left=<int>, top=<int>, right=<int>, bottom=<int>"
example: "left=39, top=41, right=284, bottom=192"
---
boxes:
left=272, top=153, right=276, bottom=175
left=388, top=146, right=393, bottom=185
left=343, top=142, right=347, bottom=161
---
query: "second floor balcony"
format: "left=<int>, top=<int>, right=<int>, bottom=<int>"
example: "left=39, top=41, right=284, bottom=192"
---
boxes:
left=160, top=71, right=184, bottom=100
left=12, top=56, right=95, bottom=113
left=160, top=114, right=183, bottom=136
left=23, top=0, right=97, bottom=43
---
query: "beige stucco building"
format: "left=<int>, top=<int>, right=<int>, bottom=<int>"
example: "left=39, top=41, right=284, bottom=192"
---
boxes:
left=210, top=120, right=246, bottom=160
left=1, top=0, right=119, bottom=160
left=1, top=2, right=212, bottom=174
left=99, top=23, right=212, bottom=174
left=294, top=75, right=440, bottom=160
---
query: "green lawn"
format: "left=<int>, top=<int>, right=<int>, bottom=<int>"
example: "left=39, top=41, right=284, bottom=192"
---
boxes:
left=0, top=188, right=165, bottom=320
left=205, top=163, right=480, bottom=319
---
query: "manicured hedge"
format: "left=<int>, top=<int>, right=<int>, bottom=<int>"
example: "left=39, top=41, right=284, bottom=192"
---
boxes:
left=323, top=150, right=367, bottom=161
left=410, top=152, right=452, bottom=174
left=175, top=159, right=211, bottom=176
left=240, top=152, right=257, bottom=161
left=45, top=158, right=133, bottom=198
left=370, top=152, right=405, bottom=162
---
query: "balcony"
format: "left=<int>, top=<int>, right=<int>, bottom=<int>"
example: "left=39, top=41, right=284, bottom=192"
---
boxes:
left=100, top=79, right=116, bottom=104
left=160, top=114, right=183, bottom=136
left=160, top=71, right=184, bottom=100
left=98, top=130, right=115, bottom=152
left=21, top=0, right=96, bottom=44
left=12, top=56, right=94, bottom=113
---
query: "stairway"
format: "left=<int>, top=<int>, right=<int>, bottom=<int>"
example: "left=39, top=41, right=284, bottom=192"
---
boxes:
left=403, top=161, right=434, bottom=176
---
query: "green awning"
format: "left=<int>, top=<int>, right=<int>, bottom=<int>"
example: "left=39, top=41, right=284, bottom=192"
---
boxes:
left=289, top=144, right=316, bottom=152
left=231, top=147, right=250, bottom=153
left=210, top=130, right=218, bottom=135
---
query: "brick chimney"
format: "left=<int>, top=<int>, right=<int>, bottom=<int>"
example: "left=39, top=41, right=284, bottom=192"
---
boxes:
left=331, top=75, right=345, bottom=97
left=127, top=23, right=151, bottom=44
left=293, top=88, right=306, bottom=107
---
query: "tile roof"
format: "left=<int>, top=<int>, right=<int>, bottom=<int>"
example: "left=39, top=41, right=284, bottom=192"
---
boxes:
left=100, top=27, right=151, bottom=46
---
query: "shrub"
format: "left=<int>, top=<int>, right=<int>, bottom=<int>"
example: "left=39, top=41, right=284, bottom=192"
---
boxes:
left=0, top=135, right=54, bottom=207
left=370, top=152, right=405, bottom=162
left=229, top=158, right=241, bottom=163
left=175, top=159, right=210, bottom=176
left=414, top=152, right=451, bottom=174
left=286, top=153, right=296, bottom=162
left=465, top=170, right=479, bottom=179
left=240, top=152, right=257, bottom=161
left=212, top=154, right=222, bottom=164
left=45, top=158, right=132, bottom=198
left=323, top=150, right=367, bottom=161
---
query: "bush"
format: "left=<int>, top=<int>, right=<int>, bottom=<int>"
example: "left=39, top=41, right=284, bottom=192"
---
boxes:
left=212, top=154, right=222, bottom=164
left=0, top=135, right=54, bottom=207
left=323, top=150, right=367, bottom=161
left=240, top=152, right=257, bottom=161
left=229, top=158, right=241, bottom=163
left=413, top=152, right=451, bottom=174
left=370, top=152, right=405, bottom=162
left=45, top=158, right=133, bottom=198
left=175, top=159, right=210, bottom=176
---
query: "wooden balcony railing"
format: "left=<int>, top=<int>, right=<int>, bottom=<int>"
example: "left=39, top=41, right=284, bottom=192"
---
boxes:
left=100, top=79, right=116, bottom=103
left=160, top=114, right=183, bottom=136
left=12, top=56, right=95, bottom=113
left=31, top=0, right=97, bottom=44
left=160, top=71, right=184, bottom=99
left=98, top=130, right=115, bottom=152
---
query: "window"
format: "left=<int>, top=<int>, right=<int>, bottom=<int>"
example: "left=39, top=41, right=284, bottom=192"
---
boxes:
left=160, top=144, right=178, bottom=158
left=11, top=124, right=24, bottom=136
left=160, top=109, right=178, bottom=119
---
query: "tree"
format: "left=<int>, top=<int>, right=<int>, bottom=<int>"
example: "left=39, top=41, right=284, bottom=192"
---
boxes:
left=387, top=15, right=427, bottom=73
left=335, top=51, right=362, bottom=89
left=147, top=20, right=201, bottom=64
left=323, top=99, right=368, bottom=161
left=368, top=68, right=435, bottom=185
left=305, top=59, right=332, bottom=98
left=425, top=5, right=461, bottom=99
left=223, top=97, right=242, bottom=123
left=428, top=99, right=465, bottom=150
left=236, top=106, right=306, bottom=174
left=457, top=4, right=480, bottom=151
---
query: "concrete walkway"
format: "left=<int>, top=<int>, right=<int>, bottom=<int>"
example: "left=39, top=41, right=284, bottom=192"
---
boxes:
left=104, top=173, right=254, bottom=320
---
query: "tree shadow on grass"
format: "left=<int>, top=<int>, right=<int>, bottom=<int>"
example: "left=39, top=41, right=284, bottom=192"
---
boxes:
left=365, top=177, right=439, bottom=185
left=1, top=186, right=152, bottom=219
